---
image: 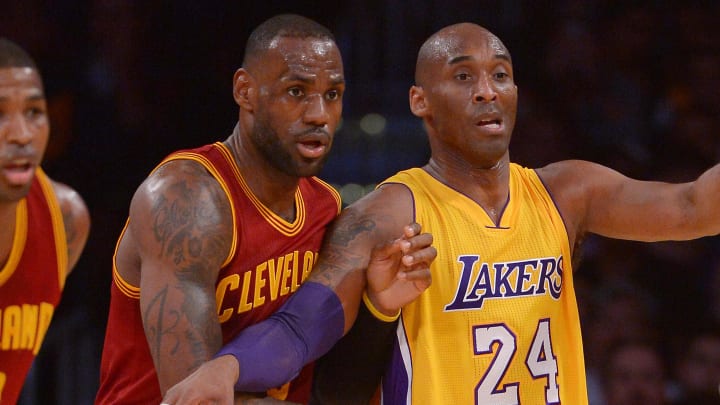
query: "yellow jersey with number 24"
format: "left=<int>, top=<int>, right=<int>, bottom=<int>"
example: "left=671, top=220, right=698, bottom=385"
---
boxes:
left=379, top=164, right=587, bottom=405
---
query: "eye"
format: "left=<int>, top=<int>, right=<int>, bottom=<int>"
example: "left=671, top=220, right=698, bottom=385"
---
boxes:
left=26, top=107, right=46, bottom=119
left=494, top=72, right=510, bottom=80
left=288, top=87, right=304, bottom=97
left=325, top=89, right=340, bottom=101
left=455, top=72, right=471, bottom=81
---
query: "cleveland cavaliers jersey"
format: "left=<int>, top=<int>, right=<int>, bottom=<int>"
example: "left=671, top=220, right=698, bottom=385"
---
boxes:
left=0, top=168, right=67, bottom=405
left=96, top=142, right=341, bottom=404
left=379, top=165, right=587, bottom=405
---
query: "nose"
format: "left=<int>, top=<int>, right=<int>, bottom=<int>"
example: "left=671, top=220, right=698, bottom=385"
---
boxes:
left=473, top=74, right=498, bottom=104
left=303, top=94, right=330, bottom=126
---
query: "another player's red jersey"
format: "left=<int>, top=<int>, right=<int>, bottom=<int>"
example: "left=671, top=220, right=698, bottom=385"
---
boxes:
left=96, top=142, right=341, bottom=404
left=0, top=169, right=67, bottom=405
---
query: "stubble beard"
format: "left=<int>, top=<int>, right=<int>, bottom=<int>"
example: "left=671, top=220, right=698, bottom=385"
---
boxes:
left=251, top=114, right=328, bottom=178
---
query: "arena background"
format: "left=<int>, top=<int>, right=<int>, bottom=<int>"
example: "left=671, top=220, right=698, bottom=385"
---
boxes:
left=3, top=1, right=720, bottom=404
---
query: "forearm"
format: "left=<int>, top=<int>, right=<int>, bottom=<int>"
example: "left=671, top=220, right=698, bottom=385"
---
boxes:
left=310, top=294, right=398, bottom=405
left=692, top=163, right=720, bottom=235
left=141, top=280, right=223, bottom=392
left=217, top=282, right=345, bottom=392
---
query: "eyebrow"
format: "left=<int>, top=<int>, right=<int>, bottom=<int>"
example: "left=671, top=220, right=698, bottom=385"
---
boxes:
left=448, top=53, right=511, bottom=65
left=0, top=93, right=45, bottom=102
left=284, top=73, right=345, bottom=86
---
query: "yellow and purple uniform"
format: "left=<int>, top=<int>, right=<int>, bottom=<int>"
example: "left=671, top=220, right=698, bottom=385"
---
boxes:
left=96, top=142, right=341, bottom=404
left=0, top=169, right=67, bottom=405
left=380, top=165, right=587, bottom=405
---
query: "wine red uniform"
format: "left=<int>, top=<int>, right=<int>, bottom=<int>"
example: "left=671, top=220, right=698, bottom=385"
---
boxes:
left=0, top=169, right=67, bottom=405
left=96, top=142, right=341, bottom=404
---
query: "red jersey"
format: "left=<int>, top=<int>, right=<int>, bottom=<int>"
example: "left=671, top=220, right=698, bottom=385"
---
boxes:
left=96, top=142, right=341, bottom=404
left=0, top=169, right=67, bottom=405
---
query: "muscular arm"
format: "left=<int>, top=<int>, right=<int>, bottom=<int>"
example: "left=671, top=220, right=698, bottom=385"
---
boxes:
left=50, top=180, right=90, bottom=273
left=129, top=161, right=233, bottom=393
left=538, top=160, right=720, bottom=245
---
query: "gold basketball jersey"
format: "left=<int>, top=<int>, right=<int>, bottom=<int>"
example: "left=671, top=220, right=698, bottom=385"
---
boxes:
left=379, top=165, right=587, bottom=405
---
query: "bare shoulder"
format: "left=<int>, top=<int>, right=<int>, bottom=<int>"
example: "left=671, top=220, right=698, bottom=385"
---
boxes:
left=128, top=159, right=233, bottom=273
left=535, top=159, right=626, bottom=246
left=49, top=179, right=90, bottom=272
left=535, top=159, right=619, bottom=200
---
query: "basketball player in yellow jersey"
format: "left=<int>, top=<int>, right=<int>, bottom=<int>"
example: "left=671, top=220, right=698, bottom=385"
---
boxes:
left=376, top=164, right=581, bottom=404
left=307, top=22, right=720, bottom=405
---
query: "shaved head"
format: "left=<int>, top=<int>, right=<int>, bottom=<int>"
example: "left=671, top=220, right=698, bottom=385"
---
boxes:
left=0, top=38, right=38, bottom=70
left=415, top=23, right=511, bottom=86
left=243, top=14, right=336, bottom=70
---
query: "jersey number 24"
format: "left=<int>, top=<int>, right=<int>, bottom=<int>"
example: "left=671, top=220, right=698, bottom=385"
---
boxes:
left=473, top=319, right=560, bottom=404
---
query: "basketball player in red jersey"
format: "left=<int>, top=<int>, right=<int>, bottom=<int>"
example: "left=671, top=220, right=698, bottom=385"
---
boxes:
left=0, top=38, right=90, bottom=405
left=96, top=14, right=434, bottom=404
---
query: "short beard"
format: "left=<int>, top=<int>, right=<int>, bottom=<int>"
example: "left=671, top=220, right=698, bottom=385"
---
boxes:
left=251, top=113, right=328, bottom=178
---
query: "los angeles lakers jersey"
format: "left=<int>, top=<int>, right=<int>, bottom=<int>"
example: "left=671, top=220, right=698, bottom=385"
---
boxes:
left=0, top=168, right=67, bottom=405
left=379, top=165, right=587, bottom=405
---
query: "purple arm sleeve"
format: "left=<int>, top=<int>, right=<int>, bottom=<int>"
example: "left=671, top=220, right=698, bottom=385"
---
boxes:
left=215, top=281, right=345, bottom=392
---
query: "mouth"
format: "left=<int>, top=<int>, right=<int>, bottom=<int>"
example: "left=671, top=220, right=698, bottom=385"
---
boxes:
left=476, top=118, right=503, bottom=130
left=296, top=131, right=330, bottom=159
left=1, top=159, right=36, bottom=186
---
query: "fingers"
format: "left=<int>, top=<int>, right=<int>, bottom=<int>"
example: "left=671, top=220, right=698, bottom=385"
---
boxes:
left=403, top=222, right=422, bottom=238
left=399, top=231, right=433, bottom=255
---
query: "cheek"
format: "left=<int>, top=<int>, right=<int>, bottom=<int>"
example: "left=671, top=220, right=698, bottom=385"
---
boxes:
left=34, top=125, right=50, bottom=150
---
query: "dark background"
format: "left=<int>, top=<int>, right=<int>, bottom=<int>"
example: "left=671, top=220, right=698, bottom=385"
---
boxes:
left=3, top=1, right=720, bottom=404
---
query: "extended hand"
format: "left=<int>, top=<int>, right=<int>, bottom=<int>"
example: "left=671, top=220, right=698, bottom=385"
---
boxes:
left=161, top=354, right=238, bottom=405
left=366, top=223, right=435, bottom=316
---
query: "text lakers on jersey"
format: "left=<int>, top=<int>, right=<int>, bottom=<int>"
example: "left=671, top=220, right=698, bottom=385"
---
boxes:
left=446, top=255, right=564, bottom=311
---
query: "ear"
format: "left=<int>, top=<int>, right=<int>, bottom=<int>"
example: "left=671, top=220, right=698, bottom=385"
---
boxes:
left=409, top=85, right=428, bottom=117
left=233, top=68, right=254, bottom=110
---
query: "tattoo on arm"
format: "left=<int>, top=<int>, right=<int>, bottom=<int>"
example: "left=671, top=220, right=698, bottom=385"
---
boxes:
left=312, top=210, right=377, bottom=286
left=143, top=171, right=230, bottom=370
left=144, top=285, right=181, bottom=366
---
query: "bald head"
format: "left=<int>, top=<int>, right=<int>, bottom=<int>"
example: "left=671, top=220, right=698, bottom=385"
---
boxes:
left=415, top=23, right=511, bottom=86
left=243, top=14, right=336, bottom=69
left=0, top=38, right=38, bottom=70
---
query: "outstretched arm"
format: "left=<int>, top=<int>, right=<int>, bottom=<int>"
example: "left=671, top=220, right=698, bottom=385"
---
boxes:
left=539, top=160, right=720, bottom=246
left=162, top=184, right=434, bottom=404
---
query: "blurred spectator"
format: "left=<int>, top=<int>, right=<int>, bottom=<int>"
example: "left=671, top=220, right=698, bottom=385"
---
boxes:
left=602, top=340, right=669, bottom=405
left=669, top=327, right=720, bottom=404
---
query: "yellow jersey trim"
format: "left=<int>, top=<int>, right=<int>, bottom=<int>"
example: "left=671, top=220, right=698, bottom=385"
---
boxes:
left=36, top=168, right=69, bottom=289
left=0, top=200, right=27, bottom=287
left=215, top=142, right=306, bottom=237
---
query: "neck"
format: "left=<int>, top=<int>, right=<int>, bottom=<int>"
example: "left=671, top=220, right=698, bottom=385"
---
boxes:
left=423, top=155, right=510, bottom=223
left=224, top=127, right=300, bottom=222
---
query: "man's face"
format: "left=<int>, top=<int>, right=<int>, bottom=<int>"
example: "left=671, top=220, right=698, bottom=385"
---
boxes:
left=0, top=67, right=48, bottom=203
left=250, top=36, right=344, bottom=177
left=417, top=27, right=518, bottom=168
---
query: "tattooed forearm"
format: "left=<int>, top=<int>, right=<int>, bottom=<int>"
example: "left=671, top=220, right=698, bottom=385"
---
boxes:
left=144, top=286, right=181, bottom=365
left=309, top=210, right=378, bottom=287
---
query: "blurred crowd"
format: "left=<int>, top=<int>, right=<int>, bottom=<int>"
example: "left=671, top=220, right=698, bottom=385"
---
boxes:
left=3, top=1, right=720, bottom=404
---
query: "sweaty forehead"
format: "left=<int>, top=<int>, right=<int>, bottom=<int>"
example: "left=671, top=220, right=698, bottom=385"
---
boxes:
left=433, top=29, right=508, bottom=62
left=0, top=67, right=43, bottom=93
left=253, top=36, right=343, bottom=75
